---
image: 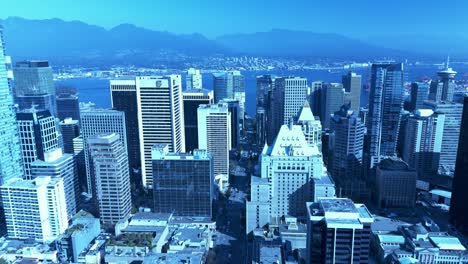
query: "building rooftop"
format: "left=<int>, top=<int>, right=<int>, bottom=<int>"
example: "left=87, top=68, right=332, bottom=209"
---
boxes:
left=429, top=236, right=466, bottom=251
left=297, top=100, right=315, bottom=122
left=267, top=125, right=319, bottom=157
left=182, top=88, right=212, bottom=96
left=152, top=144, right=211, bottom=160
left=378, top=157, right=410, bottom=171
left=307, top=198, right=374, bottom=228
left=259, top=245, right=283, bottom=264
left=429, top=189, right=452, bottom=199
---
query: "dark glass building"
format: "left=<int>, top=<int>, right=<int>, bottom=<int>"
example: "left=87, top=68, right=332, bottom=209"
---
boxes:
left=59, top=118, right=80, bottom=154
left=56, top=93, right=80, bottom=121
left=152, top=144, right=213, bottom=218
left=220, top=99, right=240, bottom=149
left=450, top=96, right=468, bottom=234
left=110, top=80, right=141, bottom=173
left=182, top=89, right=214, bottom=152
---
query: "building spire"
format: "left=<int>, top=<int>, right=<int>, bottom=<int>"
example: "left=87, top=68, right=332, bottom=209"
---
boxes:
left=446, top=55, right=450, bottom=69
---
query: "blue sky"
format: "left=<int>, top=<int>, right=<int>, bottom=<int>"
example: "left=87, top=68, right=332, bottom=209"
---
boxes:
left=2, top=0, right=468, bottom=38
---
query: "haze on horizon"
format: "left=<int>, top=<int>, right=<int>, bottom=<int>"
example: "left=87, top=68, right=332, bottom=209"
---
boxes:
left=3, top=0, right=468, bottom=39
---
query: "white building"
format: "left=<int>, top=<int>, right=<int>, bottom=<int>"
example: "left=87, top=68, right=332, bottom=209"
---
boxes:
left=31, top=148, right=78, bottom=220
left=197, top=103, right=231, bottom=188
left=88, top=133, right=132, bottom=225
left=277, top=77, right=308, bottom=124
left=1, top=176, right=68, bottom=242
left=136, top=75, right=185, bottom=188
left=186, top=68, right=202, bottom=90
left=296, top=100, right=322, bottom=149
left=246, top=124, right=335, bottom=233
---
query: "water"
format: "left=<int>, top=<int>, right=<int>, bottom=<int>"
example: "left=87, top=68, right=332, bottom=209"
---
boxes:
left=55, top=65, right=468, bottom=116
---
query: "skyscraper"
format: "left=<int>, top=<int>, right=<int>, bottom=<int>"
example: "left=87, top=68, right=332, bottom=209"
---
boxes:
left=429, top=58, right=456, bottom=102
left=367, top=63, right=405, bottom=167
left=197, top=103, right=231, bottom=181
left=212, top=71, right=245, bottom=122
left=342, top=72, right=362, bottom=113
left=88, top=133, right=132, bottom=225
left=186, top=68, right=202, bottom=90
left=323, top=83, right=345, bottom=129
left=450, top=96, right=468, bottom=234
left=2, top=176, right=68, bottom=242
left=256, top=107, right=267, bottom=147
left=329, top=106, right=366, bottom=201
left=152, top=144, right=214, bottom=218
left=17, top=109, right=60, bottom=179
left=246, top=124, right=335, bottom=233
left=13, top=60, right=57, bottom=116
left=136, top=75, right=185, bottom=188
left=0, top=26, right=23, bottom=185
left=220, top=98, right=240, bottom=149
left=306, top=198, right=373, bottom=264
left=110, top=79, right=141, bottom=173
left=296, top=100, right=322, bottom=149
left=402, top=109, right=444, bottom=178
left=80, top=109, right=127, bottom=194
left=410, top=82, right=430, bottom=111
left=59, top=118, right=80, bottom=154
left=56, top=92, right=80, bottom=121
left=256, top=75, right=278, bottom=145
left=309, top=81, right=324, bottom=120
left=31, top=148, right=78, bottom=219
left=182, top=88, right=214, bottom=152
left=423, top=100, right=463, bottom=177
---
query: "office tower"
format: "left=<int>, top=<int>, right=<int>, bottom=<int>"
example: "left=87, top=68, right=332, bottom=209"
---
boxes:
left=256, top=75, right=276, bottom=147
left=410, top=82, right=430, bottom=111
left=342, top=72, right=362, bottom=113
left=402, top=109, right=444, bottom=178
left=309, top=81, right=324, bottom=119
left=136, top=75, right=185, bottom=188
left=256, top=107, right=267, bottom=147
left=256, top=75, right=275, bottom=110
left=212, top=71, right=245, bottom=122
left=88, top=133, right=132, bottom=225
left=220, top=98, right=240, bottom=149
left=13, top=60, right=57, bottom=116
left=423, top=100, right=463, bottom=177
left=0, top=26, right=24, bottom=185
left=2, top=176, right=68, bottom=242
left=296, top=100, right=322, bottom=149
left=197, top=103, right=231, bottom=179
left=110, top=79, right=141, bottom=173
left=323, top=83, right=345, bottom=129
left=31, top=148, right=78, bottom=219
left=73, top=136, right=87, bottom=193
left=429, top=58, right=456, bottom=102
left=152, top=144, right=213, bottom=218
left=17, top=109, right=60, bottom=179
left=246, top=124, right=335, bottom=233
left=329, top=106, right=366, bottom=201
left=81, top=109, right=127, bottom=194
left=367, top=63, right=405, bottom=167
left=186, top=68, right=202, bottom=90
left=450, top=96, right=468, bottom=233
left=182, top=88, right=214, bottom=152
left=59, top=118, right=80, bottom=154
left=375, top=158, right=417, bottom=208
left=306, top=198, right=373, bottom=264
left=56, top=92, right=80, bottom=121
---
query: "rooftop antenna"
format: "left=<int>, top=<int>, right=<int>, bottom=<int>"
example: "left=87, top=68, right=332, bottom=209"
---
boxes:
left=446, top=55, right=450, bottom=68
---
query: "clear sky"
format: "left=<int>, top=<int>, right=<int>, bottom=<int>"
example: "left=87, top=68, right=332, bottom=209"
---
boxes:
left=2, top=0, right=468, bottom=38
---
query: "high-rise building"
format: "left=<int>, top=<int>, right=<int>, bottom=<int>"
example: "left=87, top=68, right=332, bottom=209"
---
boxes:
left=375, top=158, right=417, bottom=208
left=410, top=82, right=430, bottom=111
left=73, top=136, right=87, bottom=193
left=80, top=109, right=127, bottom=194
left=429, top=58, right=456, bottom=102
left=186, top=68, right=202, bottom=90
left=110, top=79, right=141, bottom=173
left=13, top=60, right=57, bottom=116
left=402, top=109, right=444, bottom=178
left=306, top=198, right=373, bottom=264
left=88, top=133, right=132, bottom=225
left=246, top=124, right=335, bottom=233
left=136, top=76, right=185, bottom=188
left=17, top=109, right=60, bottom=179
left=296, top=100, right=322, bottom=149
left=220, top=98, right=240, bottom=149
left=329, top=106, right=367, bottom=201
left=182, top=88, right=214, bottom=152
left=423, top=100, right=463, bottom=177
left=367, top=63, right=405, bottom=167
left=197, top=103, right=231, bottom=179
left=0, top=26, right=24, bottom=185
left=56, top=92, right=80, bottom=121
left=309, top=81, right=324, bottom=120
left=2, top=176, right=68, bottom=242
left=31, top=148, right=78, bottom=219
left=450, top=96, right=468, bottom=234
left=342, top=72, right=362, bottom=113
left=152, top=144, right=213, bottom=218
left=256, top=75, right=278, bottom=145
left=212, top=71, right=245, bottom=122
left=59, top=118, right=80, bottom=154
left=256, top=107, right=267, bottom=147
left=323, top=83, right=345, bottom=129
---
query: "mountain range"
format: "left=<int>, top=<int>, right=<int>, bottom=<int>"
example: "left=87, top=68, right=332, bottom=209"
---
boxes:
left=0, top=17, right=465, bottom=66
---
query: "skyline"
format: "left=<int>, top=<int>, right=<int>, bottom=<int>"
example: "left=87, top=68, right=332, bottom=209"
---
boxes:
left=3, top=0, right=468, bottom=38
